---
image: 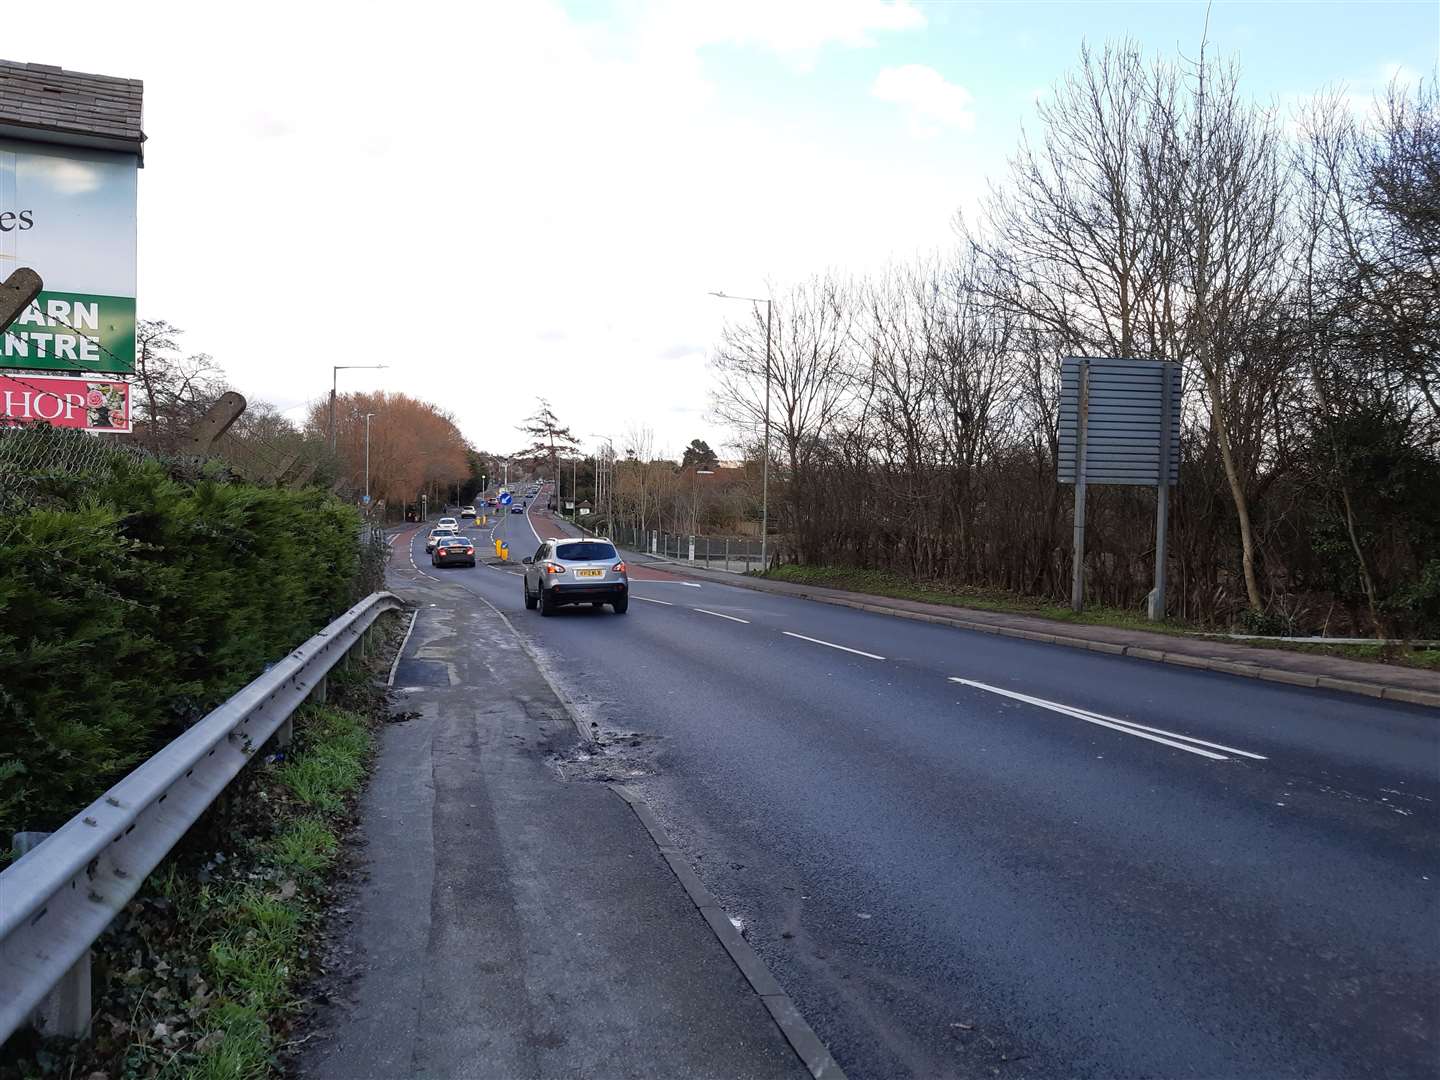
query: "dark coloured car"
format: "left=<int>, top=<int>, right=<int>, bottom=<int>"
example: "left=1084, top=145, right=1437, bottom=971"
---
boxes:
left=432, top=535, right=476, bottom=568
left=510, top=505, right=524, bottom=514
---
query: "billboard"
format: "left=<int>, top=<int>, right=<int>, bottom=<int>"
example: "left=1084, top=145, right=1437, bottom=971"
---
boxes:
left=0, top=373, right=131, bottom=431
left=0, top=139, right=137, bottom=374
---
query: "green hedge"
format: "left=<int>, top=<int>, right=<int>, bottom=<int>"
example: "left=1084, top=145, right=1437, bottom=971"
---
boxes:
left=0, top=452, right=363, bottom=839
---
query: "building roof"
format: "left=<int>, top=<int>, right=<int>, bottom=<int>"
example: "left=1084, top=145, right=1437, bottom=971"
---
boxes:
left=0, top=60, right=145, bottom=162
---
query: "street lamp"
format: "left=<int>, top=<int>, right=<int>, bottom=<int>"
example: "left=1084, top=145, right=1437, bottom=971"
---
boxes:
left=710, top=290, right=772, bottom=570
left=691, top=467, right=714, bottom=535
left=363, top=412, right=376, bottom=512
left=330, top=364, right=387, bottom=451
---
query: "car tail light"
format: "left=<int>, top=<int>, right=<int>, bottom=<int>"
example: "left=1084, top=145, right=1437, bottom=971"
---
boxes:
left=612, top=561, right=626, bottom=574
left=543, top=561, right=566, bottom=575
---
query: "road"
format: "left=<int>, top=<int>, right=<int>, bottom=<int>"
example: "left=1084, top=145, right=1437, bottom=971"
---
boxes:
left=397, top=496, right=1440, bottom=1079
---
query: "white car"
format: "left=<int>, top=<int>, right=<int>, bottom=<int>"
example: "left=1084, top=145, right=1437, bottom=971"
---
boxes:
left=461, top=505, right=476, bottom=518
left=437, top=516, right=459, bottom=530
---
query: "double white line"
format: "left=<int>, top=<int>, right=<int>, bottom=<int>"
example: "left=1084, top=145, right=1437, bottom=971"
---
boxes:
left=949, top=678, right=1266, bottom=762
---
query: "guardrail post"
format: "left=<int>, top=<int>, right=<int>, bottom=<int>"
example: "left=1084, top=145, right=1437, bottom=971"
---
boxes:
left=312, top=674, right=328, bottom=705
left=13, top=832, right=91, bottom=1038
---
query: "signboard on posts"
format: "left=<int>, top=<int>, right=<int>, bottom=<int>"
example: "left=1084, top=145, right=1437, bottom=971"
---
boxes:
left=0, top=62, right=143, bottom=375
left=1058, top=357, right=1180, bottom=619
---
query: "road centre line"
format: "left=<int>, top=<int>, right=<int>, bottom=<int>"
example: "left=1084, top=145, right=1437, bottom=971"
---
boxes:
left=948, top=678, right=1265, bottom=761
left=693, top=607, right=749, bottom=623
left=783, top=631, right=886, bottom=661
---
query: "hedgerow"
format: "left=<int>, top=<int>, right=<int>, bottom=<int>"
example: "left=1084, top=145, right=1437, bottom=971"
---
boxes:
left=0, top=445, right=364, bottom=840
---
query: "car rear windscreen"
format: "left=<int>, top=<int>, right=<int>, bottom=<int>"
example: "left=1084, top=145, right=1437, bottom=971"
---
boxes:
left=557, top=542, right=617, bottom=561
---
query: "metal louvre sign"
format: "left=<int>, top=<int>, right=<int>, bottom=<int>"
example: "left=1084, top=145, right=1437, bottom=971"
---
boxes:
left=1058, top=357, right=1180, bottom=486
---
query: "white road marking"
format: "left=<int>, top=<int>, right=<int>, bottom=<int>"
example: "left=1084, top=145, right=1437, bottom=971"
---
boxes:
left=947, top=678, right=1264, bottom=762
left=635, top=596, right=674, bottom=606
left=783, top=631, right=885, bottom=661
left=693, top=607, right=749, bottom=623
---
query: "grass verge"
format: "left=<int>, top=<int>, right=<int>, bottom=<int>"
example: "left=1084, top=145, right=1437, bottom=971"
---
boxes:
left=758, top=564, right=1440, bottom=672
left=0, top=611, right=408, bottom=1080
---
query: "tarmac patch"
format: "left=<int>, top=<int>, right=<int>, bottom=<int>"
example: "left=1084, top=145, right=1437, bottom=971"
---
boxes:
left=550, top=729, right=662, bottom=782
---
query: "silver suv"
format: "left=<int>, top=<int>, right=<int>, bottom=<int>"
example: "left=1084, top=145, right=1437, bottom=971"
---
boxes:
left=523, top=538, right=628, bottom=615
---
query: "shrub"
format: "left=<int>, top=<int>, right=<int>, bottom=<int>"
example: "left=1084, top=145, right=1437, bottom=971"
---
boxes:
left=0, top=444, right=365, bottom=838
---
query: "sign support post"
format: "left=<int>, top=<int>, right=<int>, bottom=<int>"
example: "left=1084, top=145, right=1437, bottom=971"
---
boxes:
left=1149, top=361, right=1174, bottom=621
left=1070, top=359, right=1090, bottom=612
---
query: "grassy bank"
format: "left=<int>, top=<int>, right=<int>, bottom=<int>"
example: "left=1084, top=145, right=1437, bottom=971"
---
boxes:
left=0, top=613, right=404, bottom=1080
left=759, top=564, right=1440, bottom=672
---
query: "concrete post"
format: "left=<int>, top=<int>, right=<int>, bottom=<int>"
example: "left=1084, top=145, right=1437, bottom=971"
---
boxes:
left=688, top=536, right=695, bottom=561
left=13, top=832, right=90, bottom=1038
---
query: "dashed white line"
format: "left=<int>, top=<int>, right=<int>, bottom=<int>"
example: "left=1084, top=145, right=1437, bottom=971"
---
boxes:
left=635, top=595, right=674, bottom=606
left=694, top=607, right=750, bottom=624
left=948, top=678, right=1266, bottom=762
left=782, top=631, right=885, bottom=661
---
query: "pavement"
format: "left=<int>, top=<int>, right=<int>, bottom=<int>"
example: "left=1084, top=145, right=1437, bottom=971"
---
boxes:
left=298, top=541, right=815, bottom=1079
left=371, top=494, right=1440, bottom=1079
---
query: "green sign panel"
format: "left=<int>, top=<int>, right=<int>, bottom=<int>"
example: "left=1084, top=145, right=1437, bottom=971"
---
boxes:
left=0, top=290, right=135, bottom=373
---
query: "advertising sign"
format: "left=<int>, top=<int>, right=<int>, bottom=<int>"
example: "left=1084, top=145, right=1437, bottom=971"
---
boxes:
left=0, top=140, right=137, bottom=374
left=0, top=373, right=131, bottom=431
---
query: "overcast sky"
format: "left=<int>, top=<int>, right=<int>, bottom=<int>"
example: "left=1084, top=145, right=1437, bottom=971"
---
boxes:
left=26, top=0, right=1438, bottom=459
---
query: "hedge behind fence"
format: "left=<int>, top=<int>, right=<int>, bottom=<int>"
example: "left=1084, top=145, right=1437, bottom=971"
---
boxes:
left=0, top=440, right=365, bottom=839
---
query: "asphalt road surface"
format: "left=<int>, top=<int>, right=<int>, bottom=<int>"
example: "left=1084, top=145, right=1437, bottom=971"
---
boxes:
left=398, top=498, right=1439, bottom=1080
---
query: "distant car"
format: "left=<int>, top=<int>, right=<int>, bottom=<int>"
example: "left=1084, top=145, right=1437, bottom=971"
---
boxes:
left=437, top=516, right=459, bottom=530
left=510, top=505, right=524, bottom=514
left=523, top=538, right=627, bottom=615
left=425, top=527, right=460, bottom=553
left=461, top=505, right=476, bottom=518
left=432, top=535, right=476, bottom=568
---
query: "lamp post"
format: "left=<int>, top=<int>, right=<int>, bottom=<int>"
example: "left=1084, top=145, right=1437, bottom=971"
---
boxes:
left=330, top=365, right=388, bottom=452
left=691, top=468, right=714, bottom=535
left=363, top=412, right=376, bottom=513
left=710, top=291, right=771, bottom=570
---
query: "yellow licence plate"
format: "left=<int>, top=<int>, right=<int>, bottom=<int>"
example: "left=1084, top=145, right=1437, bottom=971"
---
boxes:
left=575, top=568, right=603, bottom=578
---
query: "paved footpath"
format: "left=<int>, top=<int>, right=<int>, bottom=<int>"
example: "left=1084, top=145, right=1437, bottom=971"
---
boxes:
left=299, top=562, right=814, bottom=1080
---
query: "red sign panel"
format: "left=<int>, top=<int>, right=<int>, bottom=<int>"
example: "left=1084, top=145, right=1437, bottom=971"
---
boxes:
left=0, top=374, right=131, bottom=432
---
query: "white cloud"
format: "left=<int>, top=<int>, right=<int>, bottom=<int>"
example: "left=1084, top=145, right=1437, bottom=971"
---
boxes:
left=644, top=0, right=926, bottom=67
left=872, top=64, right=976, bottom=138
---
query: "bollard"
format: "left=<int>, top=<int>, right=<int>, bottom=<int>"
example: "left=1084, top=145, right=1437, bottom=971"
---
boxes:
left=13, top=832, right=91, bottom=1038
left=725, top=538, right=730, bottom=572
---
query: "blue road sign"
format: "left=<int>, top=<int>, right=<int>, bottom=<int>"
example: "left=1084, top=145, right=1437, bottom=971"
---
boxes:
left=499, top=492, right=513, bottom=506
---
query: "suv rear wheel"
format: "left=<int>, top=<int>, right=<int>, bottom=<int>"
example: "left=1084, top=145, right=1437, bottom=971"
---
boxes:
left=612, top=595, right=629, bottom=615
